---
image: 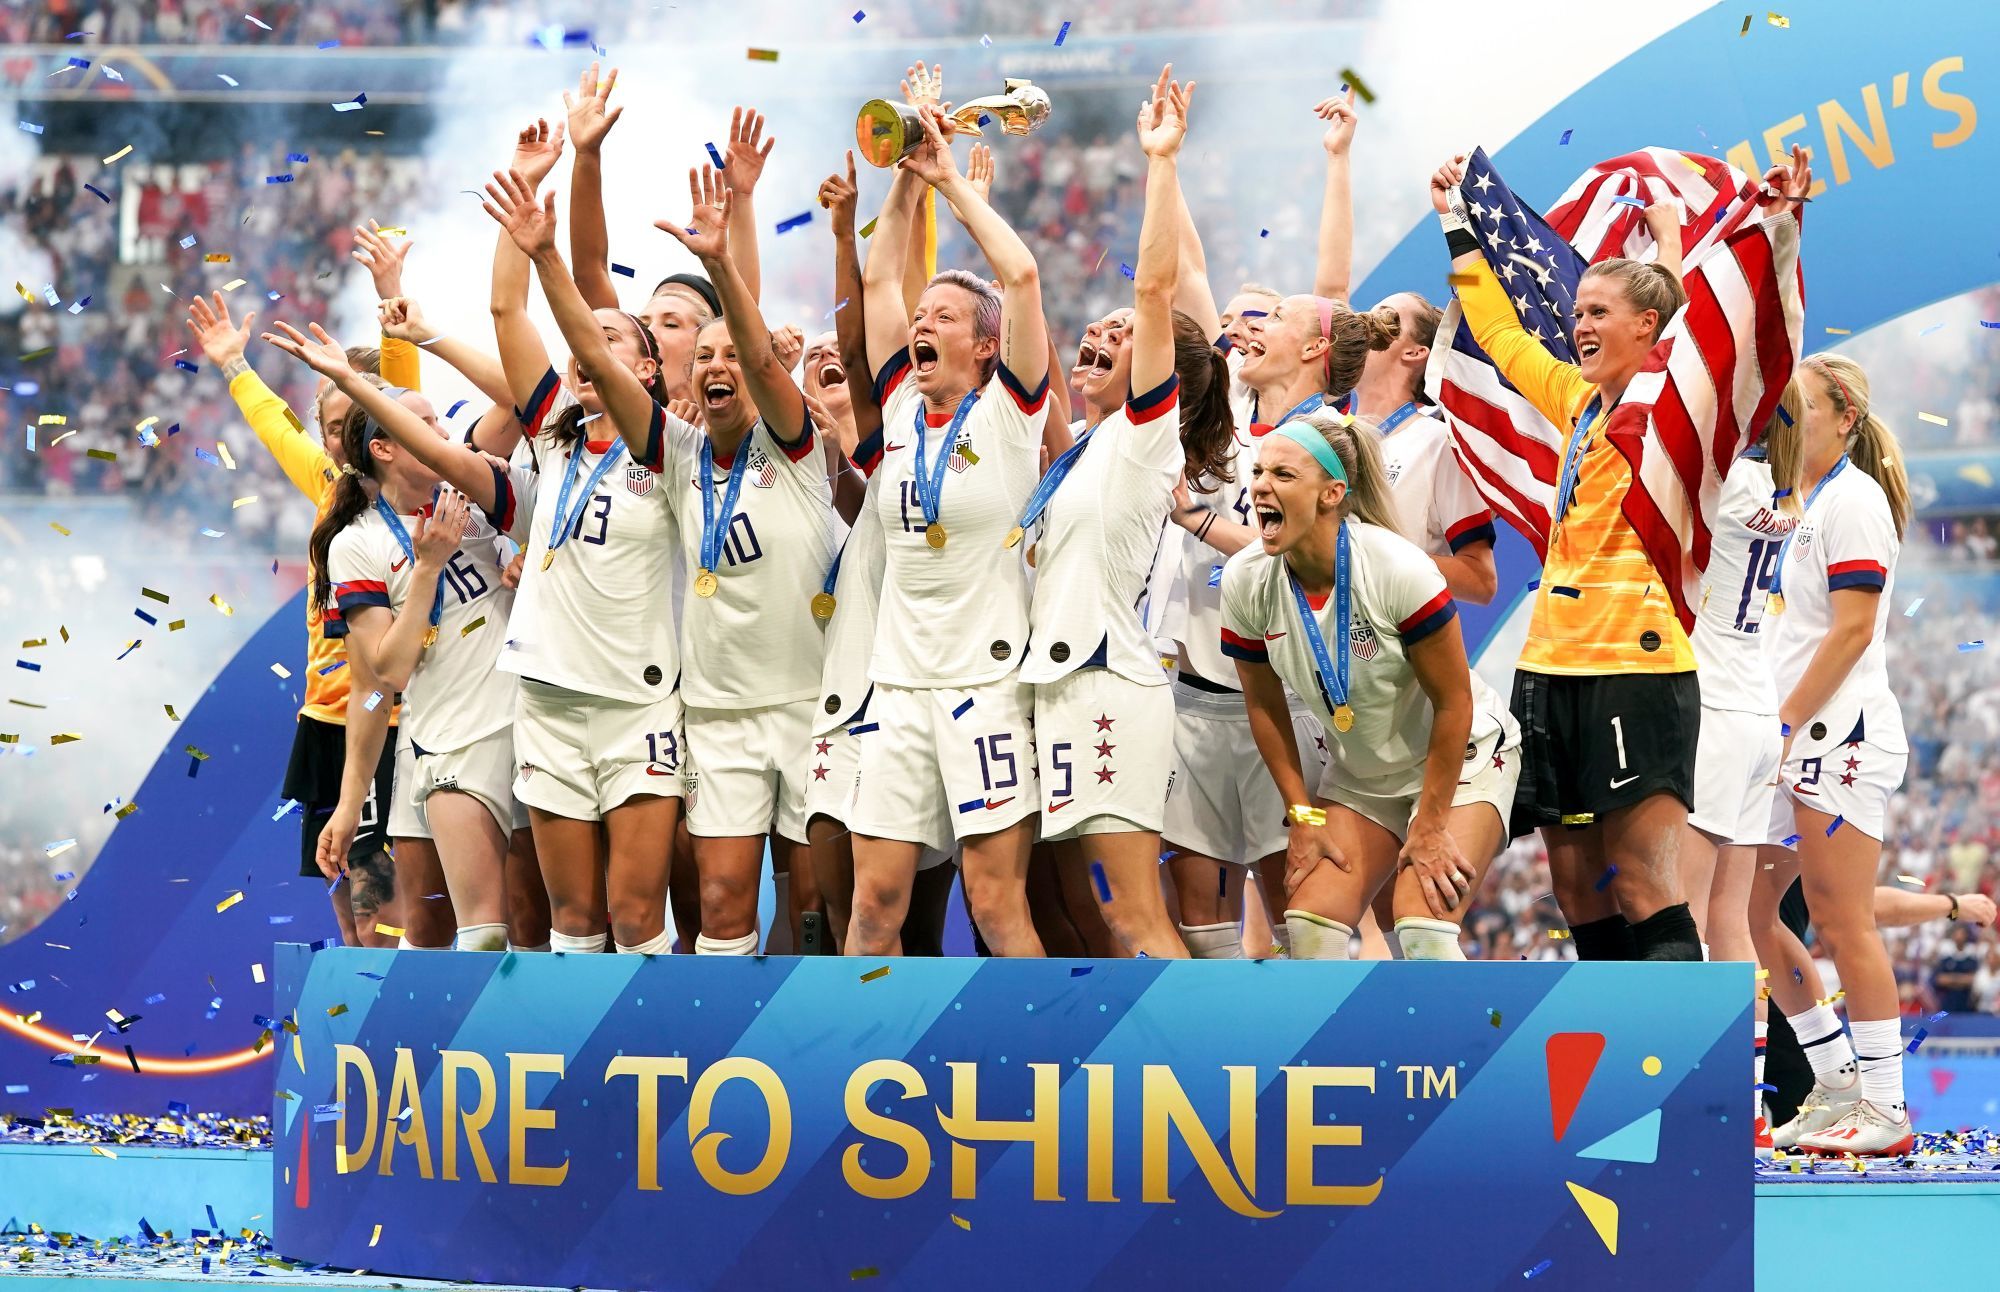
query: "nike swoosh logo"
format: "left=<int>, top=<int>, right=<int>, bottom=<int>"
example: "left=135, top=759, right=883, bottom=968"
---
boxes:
left=1048, top=798, right=1074, bottom=812
left=984, top=796, right=1014, bottom=810
left=644, top=764, right=675, bottom=777
left=1609, top=774, right=1639, bottom=789
left=390, top=557, right=409, bottom=572
left=1264, top=631, right=1287, bottom=641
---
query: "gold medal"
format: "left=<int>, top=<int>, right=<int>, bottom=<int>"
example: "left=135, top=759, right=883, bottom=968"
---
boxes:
left=695, top=569, right=719, bottom=598
left=1026, top=544, right=1038, bottom=569
left=423, top=625, right=439, bottom=648
left=1767, top=592, right=1785, bottom=615
left=541, top=550, right=555, bottom=571
left=926, top=524, right=948, bottom=550
left=1332, top=704, right=1354, bottom=733
left=811, top=591, right=837, bottom=621
left=1003, top=525, right=1025, bottom=549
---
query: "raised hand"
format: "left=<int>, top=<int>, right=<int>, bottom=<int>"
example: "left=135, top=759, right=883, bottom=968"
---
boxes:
left=666, top=396, right=704, bottom=429
left=509, top=116, right=568, bottom=188
left=654, top=164, right=732, bottom=262
left=481, top=169, right=559, bottom=260
left=186, top=291, right=256, bottom=367
left=901, top=61, right=943, bottom=110
left=352, top=220, right=413, bottom=300
left=262, top=320, right=355, bottom=380
left=1429, top=153, right=1469, bottom=215
left=771, top=323, right=805, bottom=372
left=565, top=62, right=623, bottom=154
left=1762, top=143, right=1813, bottom=213
left=724, top=106, right=775, bottom=195
left=412, top=488, right=468, bottom=568
left=1314, top=86, right=1358, bottom=157
left=965, top=143, right=995, bottom=202
left=818, top=150, right=859, bottom=237
left=1136, top=64, right=1194, bottom=159
left=898, top=103, right=959, bottom=189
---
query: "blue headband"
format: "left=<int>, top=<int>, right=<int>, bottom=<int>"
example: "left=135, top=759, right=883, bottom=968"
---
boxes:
left=1272, top=423, right=1349, bottom=485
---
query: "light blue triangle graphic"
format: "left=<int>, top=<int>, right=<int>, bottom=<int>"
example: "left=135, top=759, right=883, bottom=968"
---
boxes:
left=1575, top=1108, right=1661, bottom=1164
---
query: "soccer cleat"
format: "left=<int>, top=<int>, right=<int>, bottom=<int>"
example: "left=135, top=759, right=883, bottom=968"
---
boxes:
left=1769, top=1073, right=1861, bottom=1149
left=1753, top=1107, right=1774, bottom=1161
left=1793, top=1099, right=1915, bottom=1157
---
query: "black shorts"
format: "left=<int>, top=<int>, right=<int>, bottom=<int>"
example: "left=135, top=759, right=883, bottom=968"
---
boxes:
left=281, top=716, right=395, bottom=877
left=1508, top=670, right=1698, bottom=837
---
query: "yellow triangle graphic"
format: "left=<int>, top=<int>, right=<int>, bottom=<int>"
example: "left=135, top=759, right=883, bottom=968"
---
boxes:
left=1566, top=1180, right=1619, bottom=1255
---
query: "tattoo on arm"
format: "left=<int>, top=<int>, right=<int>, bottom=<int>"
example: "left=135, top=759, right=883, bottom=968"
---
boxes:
left=222, top=355, right=251, bottom=382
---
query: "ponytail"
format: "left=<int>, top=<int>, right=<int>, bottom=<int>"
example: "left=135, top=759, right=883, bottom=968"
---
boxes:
left=1804, top=354, right=1910, bottom=537
left=1299, top=407, right=1402, bottom=537
left=1397, top=294, right=1444, bottom=405
left=1758, top=379, right=1805, bottom=515
left=1308, top=298, right=1380, bottom=404
left=307, top=402, right=380, bottom=613
left=1171, top=309, right=1236, bottom=483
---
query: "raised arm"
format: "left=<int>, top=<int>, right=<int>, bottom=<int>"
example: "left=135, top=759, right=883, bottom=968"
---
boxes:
left=262, top=321, right=504, bottom=514
left=821, top=151, right=877, bottom=464
left=658, top=167, right=807, bottom=447
left=901, top=61, right=945, bottom=321
left=493, top=119, right=566, bottom=411
left=379, top=295, right=511, bottom=411
left=723, top=106, right=774, bottom=303
left=1131, top=68, right=1191, bottom=401
left=350, top=221, right=422, bottom=389
left=186, top=292, right=335, bottom=506
left=906, top=105, right=1048, bottom=390
left=862, top=167, right=924, bottom=379
left=565, top=63, right=624, bottom=311
left=1311, top=88, right=1357, bottom=302
left=488, top=170, right=662, bottom=464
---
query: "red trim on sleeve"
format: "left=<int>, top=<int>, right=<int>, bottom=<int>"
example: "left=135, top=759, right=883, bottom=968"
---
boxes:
left=1219, top=626, right=1269, bottom=664
left=1445, top=511, right=1498, bottom=553
left=873, top=349, right=912, bottom=405
left=1826, top=559, right=1887, bottom=592
left=1396, top=589, right=1458, bottom=646
left=1126, top=374, right=1180, bottom=426
left=518, top=368, right=562, bottom=438
left=997, top=362, right=1050, bottom=415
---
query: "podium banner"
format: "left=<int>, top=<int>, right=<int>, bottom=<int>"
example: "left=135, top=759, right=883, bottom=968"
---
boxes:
left=272, top=945, right=1750, bottom=1289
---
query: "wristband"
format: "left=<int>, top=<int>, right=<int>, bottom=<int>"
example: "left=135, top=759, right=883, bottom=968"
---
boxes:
left=1288, top=803, right=1326, bottom=827
left=1444, top=227, right=1481, bottom=261
left=1949, top=895, right=1960, bottom=921
left=1436, top=192, right=1473, bottom=236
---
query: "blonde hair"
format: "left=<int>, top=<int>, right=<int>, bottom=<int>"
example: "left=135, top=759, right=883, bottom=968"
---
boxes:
left=1299, top=408, right=1402, bottom=536
left=1234, top=282, right=1282, bottom=304
left=1802, top=354, right=1910, bottom=536
left=1759, top=379, right=1805, bottom=515
left=1580, top=258, right=1687, bottom=344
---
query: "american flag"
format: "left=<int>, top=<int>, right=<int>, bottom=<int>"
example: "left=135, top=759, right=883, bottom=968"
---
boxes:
left=1426, top=146, right=1804, bottom=632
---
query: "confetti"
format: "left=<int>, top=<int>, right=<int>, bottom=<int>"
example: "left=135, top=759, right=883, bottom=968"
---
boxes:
left=204, top=253, right=232, bottom=264
left=1526, top=1259, right=1553, bottom=1279
left=327, top=1003, right=348, bottom=1017
left=185, top=743, right=209, bottom=761
left=232, top=496, right=258, bottom=509
left=1559, top=129, right=1574, bottom=145
left=373, top=924, right=405, bottom=938
left=1823, top=327, right=1851, bottom=336
left=265, top=174, right=294, bottom=185
left=1825, top=815, right=1845, bottom=836
left=1958, top=640, right=1984, bottom=652
left=332, top=95, right=366, bottom=111
left=49, top=733, right=82, bottom=744
left=706, top=141, right=725, bottom=168
left=853, top=9, right=866, bottom=20
left=270, top=663, right=291, bottom=680
left=746, top=48, right=779, bottom=62
left=459, top=616, right=488, bottom=637
left=1768, top=11, right=1790, bottom=27
left=1610, top=195, right=1648, bottom=209
left=1549, top=930, right=1570, bottom=939
left=1781, top=833, right=1801, bottom=847
left=115, top=801, right=138, bottom=819
left=1448, top=272, right=1479, bottom=287
left=850, top=1269, right=880, bottom=1282
left=217, top=74, right=239, bottom=87
left=1337, top=68, right=1376, bottom=104
left=246, top=14, right=273, bottom=30
left=1119, top=263, right=1136, bottom=280
left=362, top=690, right=384, bottom=712
left=369, top=1224, right=382, bottom=1247
left=19, top=122, right=44, bottom=135
left=951, top=1213, right=970, bottom=1229
left=1488, top=1008, right=1503, bottom=1027
left=1054, top=20, right=1072, bottom=45
left=1091, top=861, right=1111, bottom=902
left=44, top=839, right=76, bottom=858
left=776, top=211, right=815, bottom=234
left=1903, top=597, right=1924, bottom=617
left=1740, top=14, right=1753, bottom=34
left=611, top=262, right=635, bottom=278
left=215, top=891, right=243, bottom=913
left=1905, top=1028, right=1929, bottom=1054
left=210, top=594, right=235, bottom=615
left=252, top=964, right=265, bottom=984
left=47, top=522, right=69, bottom=536
left=102, top=145, right=132, bottom=165
left=1917, top=411, right=1948, bottom=426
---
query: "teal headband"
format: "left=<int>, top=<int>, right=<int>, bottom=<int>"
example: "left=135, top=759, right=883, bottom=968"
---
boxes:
left=1272, top=423, right=1349, bottom=485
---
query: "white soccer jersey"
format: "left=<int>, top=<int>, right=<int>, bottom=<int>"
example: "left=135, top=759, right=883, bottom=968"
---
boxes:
left=1219, top=520, right=1510, bottom=798
left=1765, top=461, right=1907, bottom=756
left=665, top=416, right=837, bottom=708
left=857, top=349, right=1050, bottom=688
left=1176, top=421, right=1264, bottom=686
left=814, top=472, right=886, bottom=733
left=326, top=475, right=519, bottom=754
left=1378, top=408, right=1496, bottom=559
left=1226, top=344, right=1256, bottom=437
left=1690, top=451, right=1796, bottom=715
left=1024, top=375, right=1182, bottom=685
left=497, top=368, right=684, bottom=705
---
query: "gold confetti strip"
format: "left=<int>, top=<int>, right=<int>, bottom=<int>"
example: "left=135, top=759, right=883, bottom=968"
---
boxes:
left=281, top=407, right=304, bottom=432
left=85, top=448, right=117, bottom=461
left=0, top=734, right=17, bottom=743
left=58, top=626, right=68, bottom=643
left=1336, top=67, right=1376, bottom=105
left=746, top=47, right=780, bottom=61
left=1917, top=411, right=1948, bottom=426
left=90, top=1146, right=117, bottom=1159
left=860, top=965, right=891, bottom=983
left=1768, top=11, right=1790, bottom=27
left=951, top=1214, right=971, bottom=1230
left=253, top=1028, right=273, bottom=1054
left=375, top=227, right=408, bottom=237
left=270, top=663, right=292, bottom=679
left=37, top=414, right=66, bottom=425
left=327, top=1003, right=348, bottom=1017
left=49, top=522, right=70, bottom=536
left=369, top=1224, right=382, bottom=1248
left=14, top=282, right=33, bottom=302
left=858, top=217, right=878, bottom=239
left=252, top=964, right=266, bottom=984
left=185, top=744, right=209, bottom=760
left=217, top=442, right=238, bottom=470
left=114, top=801, right=139, bottom=819
left=210, top=594, right=234, bottom=616
left=8, top=699, right=42, bottom=707
left=1448, top=272, right=1479, bottom=287
left=221, top=279, right=247, bottom=293
left=1824, top=326, right=1851, bottom=335
left=168, top=620, right=185, bottom=631
left=49, top=733, right=82, bottom=745
left=231, top=496, right=258, bottom=509
left=22, top=638, right=44, bottom=648
left=459, top=616, right=487, bottom=637
left=1740, top=14, right=1753, bottom=34
left=204, top=253, right=232, bottom=263
left=48, top=429, right=76, bottom=446
left=374, top=923, right=405, bottom=938
left=216, top=890, right=244, bottom=913
left=1549, top=929, right=1571, bottom=939
left=1895, top=873, right=1923, bottom=885
left=102, top=144, right=133, bottom=165
left=141, top=587, right=169, bottom=603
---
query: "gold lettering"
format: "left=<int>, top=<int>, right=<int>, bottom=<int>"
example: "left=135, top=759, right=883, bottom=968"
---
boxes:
left=1139, top=1065, right=1276, bottom=1219
left=378, top=1046, right=434, bottom=1179
left=1082, top=1063, right=1119, bottom=1203
left=842, top=1060, right=931, bottom=1200
left=1924, top=57, right=1977, bottom=148
left=1817, top=85, right=1895, bottom=185
left=440, top=1050, right=499, bottom=1184
left=1725, top=139, right=1760, bottom=181
left=333, top=1043, right=378, bottom=1174
left=1424, top=1067, right=1458, bottom=1101
left=689, top=1058, right=792, bottom=1196
left=604, top=1055, right=690, bottom=1192
left=1759, top=114, right=1827, bottom=198
left=1283, top=1065, right=1384, bottom=1207
left=935, top=1062, right=1064, bottom=1202
left=507, top=1052, right=569, bottom=1187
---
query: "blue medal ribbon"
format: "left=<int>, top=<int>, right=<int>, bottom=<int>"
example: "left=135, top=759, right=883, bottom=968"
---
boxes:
left=372, top=494, right=446, bottom=635
left=821, top=539, right=845, bottom=598
left=698, top=437, right=753, bottom=574
left=1012, top=429, right=1095, bottom=534
left=1286, top=522, right=1352, bottom=723
left=914, top=391, right=979, bottom=528
left=1271, top=392, right=1325, bottom=428
left=548, top=439, right=627, bottom=556
left=1768, top=454, right=1847, bottom=606
left=1376, top=400, right=1421, bottom=435
left=1552, top=401, right=1603, bottom=525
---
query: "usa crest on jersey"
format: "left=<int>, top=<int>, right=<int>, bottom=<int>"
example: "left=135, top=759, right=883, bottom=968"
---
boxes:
left=1349, top=621, right=1381, bottom=662
left=748, top=445, right=777, bottom=489
left=626, top=463, right=654, bottom=496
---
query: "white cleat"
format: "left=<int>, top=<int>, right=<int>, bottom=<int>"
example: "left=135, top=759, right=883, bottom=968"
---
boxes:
left=1770, top=1073, right=1861, bottom=1150
left=1794, top=1099, right=1915, bottom=1158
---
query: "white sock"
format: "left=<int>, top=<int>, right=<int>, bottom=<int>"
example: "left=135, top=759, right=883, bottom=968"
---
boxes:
left=1753, top=1020, right=1769, bottom=1115
left=549, top=930, right=607, bottom=954
left=616, top=928, right=676, bottom=955
left=1848, top=1018, right=1906, bottom=1111
left=1284, top=910, right=1354, bottom=960
left=1179, top=922, right=1245, bottom=959
left=1701, top=941, right=1711, bottom=961
left=1393, top=916, right=1466, bottom=960
left=1786, top=1003, right=1857, bottom=1084
left=1267, top=925, right=1291, bottom=958
left=695, top=931, right=758, bottom=956
left=453, top=922, right=509, bottom=953
left=509, top=941, right=551, bottom=953
left=396, top=935, right=449, bottom=951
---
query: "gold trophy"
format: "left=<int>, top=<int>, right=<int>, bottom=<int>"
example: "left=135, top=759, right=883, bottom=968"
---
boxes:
left=855, top=79, right=1053, bottom=168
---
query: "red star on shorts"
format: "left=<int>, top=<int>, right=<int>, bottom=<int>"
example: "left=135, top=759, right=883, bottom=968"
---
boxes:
left=1094, top=740, right=1115, bottom=758
left=815, top=739, right=832, bottom=756
left=1314, top=733, right=1328, bottom=753
left=1493, top=752, right=1507, bottom=771
left=1095, top=765, right=1116, bottom=784
left=812, top=764, right=829, bottom=781
left=1093, top=713, right=1115, bottom=731
left=1838, top=772, right=1857, bottom=786
left=1843, top=756, right=1861, bottom=771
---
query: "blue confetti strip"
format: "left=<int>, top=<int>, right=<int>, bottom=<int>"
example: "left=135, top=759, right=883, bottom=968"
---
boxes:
left=1559, top=129, right=1574, bottom=144
left=1905, top=1028, right=1929, bottom=1054
left=775, top=210, right=814, bottom=234
left=445, top=399, right=469, bottom=417
left=264, top=174, right=293, bottom=184
left=1119, top=263, right=1136, bottom=280
left=270, top=799, right=299, bottom=821
left=1091, top=861, right=1110, bottom=902
left=317, top=39, right=339, bottom=49
left=1611, top=194, right=1647, bottom=209
left=853, top=9, right=866, bottom=20
left=1526, top=1259, right=1553, bottom=1279
left=706, top=141, right=725, bottom=169
left=17, top=660, right=42, bottom=672
left=179, top=234, right=197, bottom=249
left=1593, top=864, right=1619, bottom=892
left=951, top=697, right=975, bottom=719
left=611, top=262, right=635, bottom=277
left=1959, top=640, right=1985, bottom=652
left=1754, top=1082, right=1777, bottom=1092
left=826, top=297, right=850, bottom=319
left=174, top=359, right=199, bottom=373
left=66, top=57, right=89, bottom=69
left=1825, top=815, right=1845, bottom=836
left=1981, top=320, right=2000, bottom=329
left=135, top=608, right=157, bottom=626
left=332, top=94, right=366, bottom=111
left=1069, top=965, right=1092, bottom=976
left=286, top=152, right=309, bottom=163
left=1260, top=228, right=1269, bottom=237
left=83, top=183, right=111, bottom=202
left=1903, top=597, right=1925, bottom=617
left=1055, top=19, right=1072, bottom=45
left=18, top=121, right=44, bottom=135
left=1792, top=967, right=1804, bottom=982
left=1551, top=585, right=1581, bottom=598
